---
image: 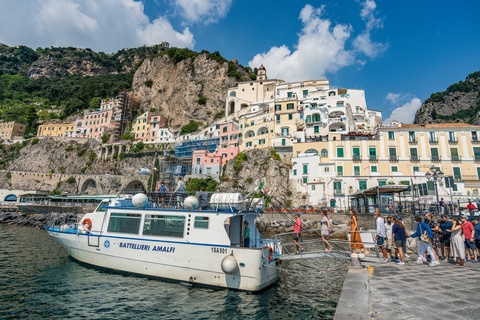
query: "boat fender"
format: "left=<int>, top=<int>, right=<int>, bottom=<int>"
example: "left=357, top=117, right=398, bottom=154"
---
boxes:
left=82, top=218, right=92, bottom=230
left=221, top=255, right=238, bottom=274
left=77, top=224, right=88, bottom=233
left=268, top=247, right=274, bottom=262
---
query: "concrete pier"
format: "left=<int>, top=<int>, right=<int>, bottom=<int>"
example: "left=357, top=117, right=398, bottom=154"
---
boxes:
left=334, top=257, right=480, bottom=320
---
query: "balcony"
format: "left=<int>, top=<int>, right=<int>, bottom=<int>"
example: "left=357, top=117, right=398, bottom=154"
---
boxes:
left=334, top=189, right=344, bottom=195
left=449, top=139, right=458, bottom=144
left=369, top=155, right=378, bottom=162
left=451, top=155, right=461, bottom=161
left=354, top=170, right=360, bottom=176
left=429, top=139, right=438, bottom=144
left=389, top=155, right=398, bottom=161
left=475, top=155, right=480, bottom=161
left=408, top=139, right=417, bottom=145
left=472, top=138, right=480, bottom=144
left=353, top=155, right=361, bottom=162
left=431, top=156, right=441, bottom=162
left=410, top=155, right=419, bottom=161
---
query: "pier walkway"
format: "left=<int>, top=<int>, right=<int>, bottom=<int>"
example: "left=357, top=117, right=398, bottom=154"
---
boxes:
left=334, top=256, right=480, bottom=320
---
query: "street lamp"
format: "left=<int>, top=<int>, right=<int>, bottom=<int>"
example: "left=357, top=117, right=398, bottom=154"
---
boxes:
left=425, top=166, right=444, bottom=214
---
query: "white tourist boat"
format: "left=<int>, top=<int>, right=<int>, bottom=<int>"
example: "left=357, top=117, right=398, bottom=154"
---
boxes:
left=46, top=192, right=281, bottom=292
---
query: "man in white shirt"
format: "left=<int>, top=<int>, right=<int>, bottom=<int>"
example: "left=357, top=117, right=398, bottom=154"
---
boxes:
left=175, top=177, right=186, bottom=208
left=374, top=209, right=389, bottom=262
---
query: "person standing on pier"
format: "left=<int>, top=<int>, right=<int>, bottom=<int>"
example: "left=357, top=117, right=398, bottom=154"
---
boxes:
left=448, top=217, right=466, bottom=266
left=321, top=211, right=333, bottom=252
left=293, top=213, right=304, bottom=254
left=373, top=209, right=389, bottom=262
left=385, top=217, right=395, bottom=261
left=461, top=215, right=476, bottom=263
left=349, top=209, right=364, bottom=255
left=439, top=198, right=446, bottom=215
left=411, top=216, right=439, bottom=266
left=471, top=217, right=480, bottom=263
left=439, top=215, right=452, bottom=261
left=424, top=213, right=440, bottom=263
left=392, top=217, right=406, bottom=265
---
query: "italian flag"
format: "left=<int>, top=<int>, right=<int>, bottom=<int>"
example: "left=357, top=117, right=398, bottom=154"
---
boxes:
left=259, top=182, right=267, bottom=195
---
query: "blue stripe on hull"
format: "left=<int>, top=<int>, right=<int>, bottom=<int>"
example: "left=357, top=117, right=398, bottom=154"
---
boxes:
left=46, top=228, right=230, bottom=248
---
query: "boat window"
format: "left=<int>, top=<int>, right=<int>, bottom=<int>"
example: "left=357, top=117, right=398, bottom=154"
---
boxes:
left=107, top=213, right=141, bottom=234
left=194, top=216, right=209, bottom=229
left=143, top=215, right=185, bottom=238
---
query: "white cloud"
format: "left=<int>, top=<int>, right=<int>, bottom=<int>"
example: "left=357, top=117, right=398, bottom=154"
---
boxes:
left=384, top=92, right=402, bottom=105
left=248, top=1, right=387, bottom=82
left=353, top=0, right=387, bottom=58
left=384, top=97, right=422, bottom=125
left=172, top=0, right=233, bottom=24
left=384, top=92, right=414, bottom=106
left=0, top=0, right=195, bottom=53
left=248, top=4, right=355, bottom=81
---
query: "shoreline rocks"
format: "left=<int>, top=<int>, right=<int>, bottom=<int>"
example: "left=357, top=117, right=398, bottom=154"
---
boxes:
left=0, top=211, right=83, bottom=229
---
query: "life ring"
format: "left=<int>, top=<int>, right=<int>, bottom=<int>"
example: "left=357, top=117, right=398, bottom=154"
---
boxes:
left=268, top=247, right=274, bottom=262
left=82, top=218, right=92, bottom=230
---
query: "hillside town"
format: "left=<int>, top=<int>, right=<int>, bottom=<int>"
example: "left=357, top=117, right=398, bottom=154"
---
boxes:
left=3, top=66, right=480, bottom=210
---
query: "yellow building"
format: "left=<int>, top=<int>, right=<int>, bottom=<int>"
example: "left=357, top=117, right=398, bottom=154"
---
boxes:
left=239, top=103, right=275, bottom=151
left=0, top=121, right=26, bottom=139
left=132, top=111, right=152, bottom=141
left=291, top=123, right=480, bottom=207
left=37, top=123, right=75, bottom=137
left=272, top=98, right=300, bottom=149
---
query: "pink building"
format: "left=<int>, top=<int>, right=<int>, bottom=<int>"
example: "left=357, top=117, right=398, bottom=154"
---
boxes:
left=191, top=146, right=239, bottom=181
left=133, top=113, right=169, bottom=142
left=219, top=122, right=239, bottom=148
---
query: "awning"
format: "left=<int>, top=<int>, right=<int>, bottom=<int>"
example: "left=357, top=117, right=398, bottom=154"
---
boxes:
left=348, top=186, right=410, bottom=198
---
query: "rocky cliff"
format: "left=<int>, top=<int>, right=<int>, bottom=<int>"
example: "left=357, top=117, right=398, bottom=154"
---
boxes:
left=0, top=44, right=167, bottom=78
left=414, top=71, right=480, bottom=124
left=219, top=149, right=308, bottom=207
left=132, top=53, right=249, bottom=129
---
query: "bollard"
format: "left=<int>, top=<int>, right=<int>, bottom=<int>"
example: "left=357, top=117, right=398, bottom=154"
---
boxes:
left=350, top=253, right=362, bottom=268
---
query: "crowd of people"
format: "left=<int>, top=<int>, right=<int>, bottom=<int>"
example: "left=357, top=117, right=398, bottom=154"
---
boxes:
left=349, top=209, right=480, bottom=267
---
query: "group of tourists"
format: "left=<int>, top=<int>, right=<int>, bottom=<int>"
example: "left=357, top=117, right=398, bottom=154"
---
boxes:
left=349, top=208, right=480, bottom=267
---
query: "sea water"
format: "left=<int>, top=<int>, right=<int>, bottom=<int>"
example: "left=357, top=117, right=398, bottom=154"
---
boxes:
left=0, top=224, right=348, bottom=319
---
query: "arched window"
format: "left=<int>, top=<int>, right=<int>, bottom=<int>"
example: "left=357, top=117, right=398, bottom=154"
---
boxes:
left=229, top=91, right=236, bottom=97
left=246, top=130, right=255, bottom=138
left=305, top=149, right=318, bottom=155
left=321, top=149, right=328, bottom=157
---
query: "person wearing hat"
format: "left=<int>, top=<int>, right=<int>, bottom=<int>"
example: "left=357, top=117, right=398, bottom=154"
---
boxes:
left=293, top=212, right=304, bottom=254
left=470, top=216, right=480, bottom=263
left=461, top=215, right=476, bottom=263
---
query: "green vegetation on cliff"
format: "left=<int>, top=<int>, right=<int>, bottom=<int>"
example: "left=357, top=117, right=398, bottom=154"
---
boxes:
left=424, top=71, right=480, bottom=104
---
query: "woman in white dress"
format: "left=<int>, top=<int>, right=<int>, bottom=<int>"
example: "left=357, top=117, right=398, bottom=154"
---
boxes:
left=321, top=211, right=333, bottom=252
left=448, top=217, right=465, bottom=266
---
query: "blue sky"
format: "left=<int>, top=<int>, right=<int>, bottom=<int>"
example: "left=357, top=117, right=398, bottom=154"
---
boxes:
left=0, top=0, right=479, bottom=123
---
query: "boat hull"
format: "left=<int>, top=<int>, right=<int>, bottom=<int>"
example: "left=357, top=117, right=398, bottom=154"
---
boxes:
left=47, top=229, right=279, bottom=292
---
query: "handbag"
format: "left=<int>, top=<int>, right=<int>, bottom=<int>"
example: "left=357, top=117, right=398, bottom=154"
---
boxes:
left=419, top=224, right=431, bottom=244
left=404, top=227, right=411, bottom=238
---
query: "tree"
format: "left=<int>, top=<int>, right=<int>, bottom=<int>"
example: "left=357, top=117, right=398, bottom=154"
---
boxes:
left=24, top=105, right=38, bottom=135
left=101, top=134, right=110, bottom=143
left=89, top=97, right=101, bottom=108
left=186, top=177, right=218, bottom=192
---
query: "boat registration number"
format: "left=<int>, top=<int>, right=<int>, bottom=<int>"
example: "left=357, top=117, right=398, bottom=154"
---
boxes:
left=211, top=247, right=228, bottom=254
